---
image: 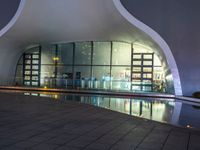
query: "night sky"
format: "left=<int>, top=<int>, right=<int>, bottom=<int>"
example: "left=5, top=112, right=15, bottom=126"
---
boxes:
left=121, top=0, right=200, bottom=95
left=0, top=0, right=20, bottom=30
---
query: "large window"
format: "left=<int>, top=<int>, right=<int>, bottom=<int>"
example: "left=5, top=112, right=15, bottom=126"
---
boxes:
left=74, top=66, right=91, bottom=88
left=93, top=42, right=111, bottom=65
left=57, top=43, right=73, bottom=65
left=92, top=66, right=110, bottom=89
left=111, top=66, right=131, bottom=90
left=75, top=42, right=91, bottom=65
left=41, top=45, right=55, bottom=65
left=112, top=42, right=131, bottom=65
left=15, top=41, right=168, bottom=93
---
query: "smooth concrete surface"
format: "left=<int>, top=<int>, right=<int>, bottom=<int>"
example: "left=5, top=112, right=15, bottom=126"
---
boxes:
left=0, top=92, right=199, bottom=150
left=121, top=0, right=200, bottom=96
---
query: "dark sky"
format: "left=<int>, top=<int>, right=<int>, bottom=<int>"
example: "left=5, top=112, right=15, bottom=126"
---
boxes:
left=0, top=0, right=20, bottom=30
left=121, top=0, right=200, bottom=95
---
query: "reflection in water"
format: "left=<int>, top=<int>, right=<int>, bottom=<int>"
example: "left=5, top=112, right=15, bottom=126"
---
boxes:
left=22, top=92, right=200, bottom=129
left=79, top=96, right=175, bottom=124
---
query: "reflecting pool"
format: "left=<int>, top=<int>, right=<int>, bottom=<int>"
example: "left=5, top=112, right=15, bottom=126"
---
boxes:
left=22, top=92, right=200, bottom=129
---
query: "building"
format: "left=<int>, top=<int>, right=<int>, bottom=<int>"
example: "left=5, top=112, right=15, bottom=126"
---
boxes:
left=0, top=0, right=200, bottom=96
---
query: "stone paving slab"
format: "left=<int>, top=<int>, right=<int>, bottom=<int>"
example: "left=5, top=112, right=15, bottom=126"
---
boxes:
left=0, top=92, right=199, bottom=150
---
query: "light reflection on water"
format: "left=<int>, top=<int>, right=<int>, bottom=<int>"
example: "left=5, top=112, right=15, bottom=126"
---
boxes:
left=23, top=92, right=200, bottom=129
left=80, top=96, right=175, bottom=124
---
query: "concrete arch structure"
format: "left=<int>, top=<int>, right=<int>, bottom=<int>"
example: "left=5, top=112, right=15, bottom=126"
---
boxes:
left=0, top=0, right=182, bottom=95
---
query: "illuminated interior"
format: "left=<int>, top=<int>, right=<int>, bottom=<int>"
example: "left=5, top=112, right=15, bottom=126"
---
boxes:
left=15, top=41, right=173, bottom=93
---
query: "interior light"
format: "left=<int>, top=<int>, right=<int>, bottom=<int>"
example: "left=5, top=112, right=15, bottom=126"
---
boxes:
left=44, top=86, right=47, bottom=89
left=165, top=74, right=173, bottom=80
left=53, top=57, right=59, bottom=61
left=186, top=125, right=192, bottom=128
left=54, top=94, right=58, bottom=99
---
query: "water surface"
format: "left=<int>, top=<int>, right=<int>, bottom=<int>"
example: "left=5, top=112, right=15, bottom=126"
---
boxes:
left=23, top=92, right=200, bottom=129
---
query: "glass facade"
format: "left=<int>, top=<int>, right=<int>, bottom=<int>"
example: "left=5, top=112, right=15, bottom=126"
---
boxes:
left=112, top=42, right=131, bottom=65
left=93, top=42, right=110, bottom=65
left=75, top=42, right=92, bottom=65
left=15, top=41, right=172, bottom=93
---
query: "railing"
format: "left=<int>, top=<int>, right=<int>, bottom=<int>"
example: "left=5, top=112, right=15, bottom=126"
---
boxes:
left=10, top=77, right=167, bottom=93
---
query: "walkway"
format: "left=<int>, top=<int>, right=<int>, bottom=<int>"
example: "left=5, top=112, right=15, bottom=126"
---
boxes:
left=0, top=92, right=199, bottom=150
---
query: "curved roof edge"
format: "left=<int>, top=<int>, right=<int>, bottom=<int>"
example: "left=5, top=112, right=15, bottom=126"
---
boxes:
left=113, top=0, right=182, bottom=95
left=0, top=0, right=26, bottom=37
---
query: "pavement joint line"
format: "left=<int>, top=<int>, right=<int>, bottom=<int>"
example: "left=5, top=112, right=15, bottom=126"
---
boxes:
left=1, top=92, right=200, bottom=150
left=134, top=125, right=156, bottom=150
left=107, top=122, right=140, bottom=150
left=80, top=118, right=134, bottom=150
left=160, top=128, right=172, bottom=150
left=186, top=132, right=191, bottom=150
left=54, top=108, right=127, bottom=149
left=4, top=105, right=94, bottom=138
left=0, top=102, right=102, bottom=149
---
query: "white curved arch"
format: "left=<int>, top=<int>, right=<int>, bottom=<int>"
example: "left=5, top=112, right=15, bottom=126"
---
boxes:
left=113, top=0, right=182, bottom=95
left=0, top=0, right=182, bottom=95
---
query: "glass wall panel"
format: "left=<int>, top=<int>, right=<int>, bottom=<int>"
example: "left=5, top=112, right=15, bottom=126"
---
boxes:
left=92, top=66, right=110, bottom=89
left=75, top=42, right=91, bottom=65
left=143, top=73, right=152, bottom=78
left=133, top=61, right=141, bottom=65
left=111, top=66, right=131, bottom=90
left=93, top=42, right=111, bottom=65
left=56, top=66, right=73, bottom=88
left=133, top=54, right=142, bottom=59
left=74, top=66, right=90, bottom=79
left=92, top=66, right=110, bottom=80
left=143, top=61, right=153, bottom=66
left=32, top=60, right=39, bottom=64
left=41, top=65, right=55, bottom=78
left=15, top=41, right=168, bottom=93
left=143, top=67, right=152, bottom=72
left=57, top=66, right=73, bottom=78
left=57, top=43, right=73, bottom=65
left=25, top=60, right=31, bottom=64
left=25, top=65, right=31, bottom=70
left=133, top=67, right=142, bottom=72
left=32, top=71, right=39, bottom=75
left=41, top=45, right=56, bottom=64
left=32, top=65, right=39, bottom=70
left=74, top=66, right=91, bottom=88
left=32, top=55, right=39, bottom=59
left=143, top=54, right=153, bottom=59
left=40, top=65, right=55, bottom=86
left=112, top=42, right=131, bottom=65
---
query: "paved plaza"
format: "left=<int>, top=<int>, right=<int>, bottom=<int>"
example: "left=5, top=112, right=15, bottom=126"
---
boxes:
left=0, top=92, right=199, bottom=150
